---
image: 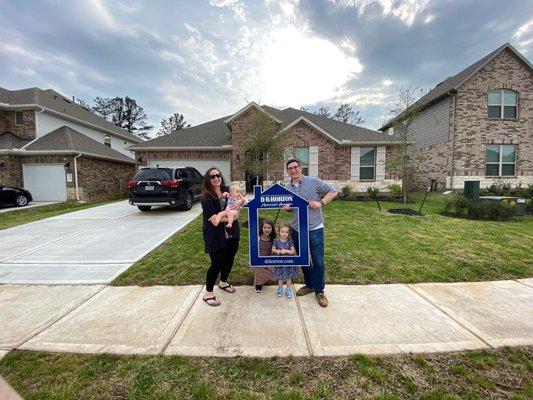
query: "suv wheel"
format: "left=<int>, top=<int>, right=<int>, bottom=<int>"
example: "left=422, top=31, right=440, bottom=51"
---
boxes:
left=15, top=195, right=28, bottom=207
left=137, top=205, right=152, bottom=212
left=181, top=192, right=193, bottom=211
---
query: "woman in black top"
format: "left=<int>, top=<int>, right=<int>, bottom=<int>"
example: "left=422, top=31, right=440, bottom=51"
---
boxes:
left=201, top=167, right=245, bottom=306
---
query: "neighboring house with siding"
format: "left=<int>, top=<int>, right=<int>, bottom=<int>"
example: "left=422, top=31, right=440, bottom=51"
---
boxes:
left=132, top=102, right=402, bottom=191
left=0, top=87, right=141, bottom=201
left=380, top=43, right=532, bottom=190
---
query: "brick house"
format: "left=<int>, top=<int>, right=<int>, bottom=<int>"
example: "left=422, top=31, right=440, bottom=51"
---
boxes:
left=132, top=103, right=401, bottom=191
left=380, top=43, right=532, bottom=190
left=0, top=87, right=141, bottom=201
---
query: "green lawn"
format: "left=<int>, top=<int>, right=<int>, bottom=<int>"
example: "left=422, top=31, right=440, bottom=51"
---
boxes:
left=0, top=198, right=125, bottom=231
left=1, top=347, right=531, bottom=399
left=113, top=193, right=533, bottom=286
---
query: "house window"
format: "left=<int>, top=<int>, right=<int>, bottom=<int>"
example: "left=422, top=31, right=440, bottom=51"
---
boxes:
left=15, top=111, right=24, bottom=125
left=486, top=144, right=516, bottom=176
left=488, top=90, right=517, bottom=119
left=104, top=134, right=111, bottom=147
left=360, top=147, right=375, bottom=180
left=294, top=147, right=309, bottom=175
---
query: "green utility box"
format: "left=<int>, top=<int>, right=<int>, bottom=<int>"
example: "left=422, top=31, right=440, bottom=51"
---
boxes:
left=463, top=181, right=480, bottom=202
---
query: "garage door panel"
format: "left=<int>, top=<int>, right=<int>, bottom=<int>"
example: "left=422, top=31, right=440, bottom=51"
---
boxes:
left=147, top=159, right=231, bottom=181
left=23, top=164, right=67, bottom=202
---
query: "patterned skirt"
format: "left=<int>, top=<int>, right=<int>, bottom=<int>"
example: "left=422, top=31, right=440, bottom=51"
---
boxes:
left=273, top=266, right=300, bottom=281
left=253, top=267, right=274, bottom=285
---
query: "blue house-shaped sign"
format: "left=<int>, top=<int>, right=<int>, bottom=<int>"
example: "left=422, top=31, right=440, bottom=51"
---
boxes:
left=248, top=184, right=310, bottom=267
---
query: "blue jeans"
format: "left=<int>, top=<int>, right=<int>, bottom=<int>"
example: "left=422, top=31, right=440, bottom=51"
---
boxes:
left=292, top=228, right=325, bottom=294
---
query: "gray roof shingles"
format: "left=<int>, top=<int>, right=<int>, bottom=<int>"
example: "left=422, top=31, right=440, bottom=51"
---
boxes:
left=133, top=106, right=396, bottom=149
left=24, top=126, right=135, bottom=164
left=0, top=87, right=142, bottom=143
left=0, top=131, right=32, bottom=149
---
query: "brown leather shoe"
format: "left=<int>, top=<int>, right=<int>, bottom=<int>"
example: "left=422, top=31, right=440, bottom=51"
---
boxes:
left=296, top=286, right=314, bottom=296
left=316, top=293, right=328, bottom=308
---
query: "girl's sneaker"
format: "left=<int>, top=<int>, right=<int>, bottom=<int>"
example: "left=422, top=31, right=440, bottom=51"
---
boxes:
left=255, top=284, right=263, bottom=293
left=286, top=288, right=293, bottom=298
left=276, top=287, right=283, bottom=297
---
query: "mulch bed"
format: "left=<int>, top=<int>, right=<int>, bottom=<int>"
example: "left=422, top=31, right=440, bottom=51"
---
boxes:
left=387, top=208, right=423, bottom=216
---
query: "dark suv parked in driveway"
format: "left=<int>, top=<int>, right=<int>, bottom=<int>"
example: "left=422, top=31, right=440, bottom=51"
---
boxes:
left=128, top=166, right=203, bottom=211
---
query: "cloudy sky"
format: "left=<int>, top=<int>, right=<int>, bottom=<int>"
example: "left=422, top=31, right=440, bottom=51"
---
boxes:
left=1, top=0, right=532, bottom=135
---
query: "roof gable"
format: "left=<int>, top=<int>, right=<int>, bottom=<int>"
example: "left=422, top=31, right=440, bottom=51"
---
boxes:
left=380, top=42, right=532, bottom=130
left=24, top=126, right=135, bottom=164
left=224, top=102, right=283, bottom=124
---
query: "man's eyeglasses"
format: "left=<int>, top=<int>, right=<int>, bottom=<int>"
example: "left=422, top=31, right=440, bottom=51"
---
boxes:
left=287, top=165, right=299, bottom=170
left=209, top=174, right=221, bottom=179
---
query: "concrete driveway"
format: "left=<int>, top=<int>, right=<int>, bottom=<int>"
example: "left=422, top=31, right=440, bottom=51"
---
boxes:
left=0, top=201, right=201, bottom=284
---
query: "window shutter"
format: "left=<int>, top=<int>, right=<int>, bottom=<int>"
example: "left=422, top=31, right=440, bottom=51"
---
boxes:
left=283, top=147, right=292, bottom=181
left=309, top=146, right=318, bottom=176
left=351, top=146, right=360, bottom=180
left=376, top=146, right=386, bottom=181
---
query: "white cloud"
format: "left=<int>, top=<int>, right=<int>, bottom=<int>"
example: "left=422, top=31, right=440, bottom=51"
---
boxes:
left=513, top=19, right=533, bottom=53
left=208, top=0, right=247, bottom=22
left=256, top=27, right=363, bottom=106
left=382, top=79, right=393, bottom=86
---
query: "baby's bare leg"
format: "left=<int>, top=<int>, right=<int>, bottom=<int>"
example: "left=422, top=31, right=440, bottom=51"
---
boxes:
left=212, top=210, right=227, bottom=227
left=225, top=210, right=239, bottom=228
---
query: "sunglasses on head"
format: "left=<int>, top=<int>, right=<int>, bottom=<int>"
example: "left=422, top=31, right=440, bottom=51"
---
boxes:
left=209, top=173, right=221, bottom=179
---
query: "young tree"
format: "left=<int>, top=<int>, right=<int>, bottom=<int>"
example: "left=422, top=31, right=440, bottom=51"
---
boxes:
left=334, top=103, right=365, bottom=124
left=157, top=112, right=191, bottom=136
left=315, top=105, right=331, bottom=118
left=386, top=86, right=425, bottom=205
left=237, top=112, right=289, bottom=188
left=92, top=96, right=153, bottom=140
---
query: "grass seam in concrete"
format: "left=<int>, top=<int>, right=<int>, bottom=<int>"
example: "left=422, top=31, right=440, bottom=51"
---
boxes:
left=160, top=285, right=204, bottom=355
left=406, top=284, right=493, bottom=349
left=293, top=284, right=314, bottom=357
left=0, top=220, right=116, bottom=263
left=12, top=285, right=107, bottom=350
left=513, top=279, right=533, bottom=289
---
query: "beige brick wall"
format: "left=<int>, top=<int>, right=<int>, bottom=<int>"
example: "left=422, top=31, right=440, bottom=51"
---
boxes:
left=450, top=48, right=532, bottom=188
left=0, top=110, right=36, bottom=139
left=0, top=155, right=22, bottom=187
left=77, top=157, right=135, bottom=201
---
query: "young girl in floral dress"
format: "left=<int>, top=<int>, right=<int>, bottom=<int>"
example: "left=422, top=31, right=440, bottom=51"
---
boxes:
left=272, top=223, right=298, bottom=298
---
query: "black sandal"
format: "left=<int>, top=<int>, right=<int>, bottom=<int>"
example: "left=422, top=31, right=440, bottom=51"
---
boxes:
left=203, top=296, right=220, bottom=306
left=218, top=284, right=236, bottom=293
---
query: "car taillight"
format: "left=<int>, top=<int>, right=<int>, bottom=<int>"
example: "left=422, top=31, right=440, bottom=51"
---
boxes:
left=128, top=181, right=139, bottom=188
left=162, top=180, right=181, bottom=188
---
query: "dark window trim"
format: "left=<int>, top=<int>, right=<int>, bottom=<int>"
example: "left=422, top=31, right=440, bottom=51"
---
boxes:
left=359, top=147, right=376, bottom=181
left=487, top=89, right=518, bottom=121
left=15, top=111, right=24, bottom=125
left=485, top=143, right=517, bottom=177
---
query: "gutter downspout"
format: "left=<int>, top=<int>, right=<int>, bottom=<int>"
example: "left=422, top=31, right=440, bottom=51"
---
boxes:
left=74, top=153, right=81, bottom=201
left=448, top=90, right=457, bottom=190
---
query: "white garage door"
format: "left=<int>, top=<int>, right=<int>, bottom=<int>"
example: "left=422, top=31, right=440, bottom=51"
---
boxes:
left=23, top=164, right=67, bottom=202
left=148, top=159, right=231, bottom=181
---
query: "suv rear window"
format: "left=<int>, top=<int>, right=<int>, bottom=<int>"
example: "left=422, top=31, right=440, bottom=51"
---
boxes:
left=134, top=168, right=173, bottom=181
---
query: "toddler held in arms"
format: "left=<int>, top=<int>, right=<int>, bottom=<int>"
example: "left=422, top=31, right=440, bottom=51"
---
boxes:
left=212, top=185, right=246, bottom=228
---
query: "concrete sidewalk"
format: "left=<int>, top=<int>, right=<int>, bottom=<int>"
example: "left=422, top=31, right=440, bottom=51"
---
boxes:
left=0, top=201, right=201, bottom=284
left=0, top=279, right=531, bottom=357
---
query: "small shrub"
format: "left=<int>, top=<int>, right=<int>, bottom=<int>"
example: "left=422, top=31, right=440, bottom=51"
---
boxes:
left=387, top=183, right=402, bottom=197
left=486, top=180, right=512, bottom=196
left=367, top=186, right=380, bottom=199
left=443, top=195, right=469, bottom=215
left=468, top=200, right=516, bottom=220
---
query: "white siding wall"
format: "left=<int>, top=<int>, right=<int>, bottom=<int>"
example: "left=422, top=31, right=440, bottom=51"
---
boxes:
left=37, top=112, right=135, bottom=158
left=408, top=97, right=451, bottom=148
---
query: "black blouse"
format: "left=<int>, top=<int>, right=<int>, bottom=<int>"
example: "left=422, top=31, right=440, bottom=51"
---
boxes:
left=201, top=186, right=240, bottom=253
